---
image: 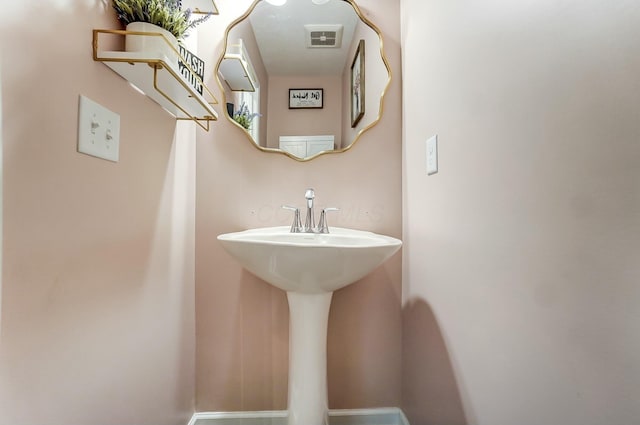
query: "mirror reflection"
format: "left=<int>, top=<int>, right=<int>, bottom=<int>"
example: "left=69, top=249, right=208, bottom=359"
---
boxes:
left=217, top=0, right=390, bottom=161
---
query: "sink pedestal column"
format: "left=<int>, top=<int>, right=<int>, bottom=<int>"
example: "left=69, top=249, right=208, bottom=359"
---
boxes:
left=286, top=291, right=333, bottom=425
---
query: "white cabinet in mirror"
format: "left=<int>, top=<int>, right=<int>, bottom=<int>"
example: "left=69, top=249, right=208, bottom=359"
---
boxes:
left=216, top=0, right=391, bottom=161
left=279, top=135, right=335, bottom=160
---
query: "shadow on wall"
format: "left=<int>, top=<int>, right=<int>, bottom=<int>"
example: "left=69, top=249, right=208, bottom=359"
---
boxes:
left=402, top=297, right=467, bottom=425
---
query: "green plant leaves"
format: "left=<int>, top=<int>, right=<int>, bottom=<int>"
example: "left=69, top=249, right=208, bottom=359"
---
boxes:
left=112, top=0, right=211, bottom=39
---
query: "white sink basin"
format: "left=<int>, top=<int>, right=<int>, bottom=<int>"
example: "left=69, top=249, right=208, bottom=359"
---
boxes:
left=217, top=226, right=402, bottom=294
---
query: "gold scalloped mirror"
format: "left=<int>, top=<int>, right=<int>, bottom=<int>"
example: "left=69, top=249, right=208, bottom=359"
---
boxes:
left=216, top=0, right=391, bottom=161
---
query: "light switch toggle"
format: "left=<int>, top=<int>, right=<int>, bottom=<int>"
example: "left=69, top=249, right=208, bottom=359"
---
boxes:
left=90, top=120, right=100, bottom=134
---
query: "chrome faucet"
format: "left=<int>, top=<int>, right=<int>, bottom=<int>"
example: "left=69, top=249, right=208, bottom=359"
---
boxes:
left=282, top=188, right=339, bottom=233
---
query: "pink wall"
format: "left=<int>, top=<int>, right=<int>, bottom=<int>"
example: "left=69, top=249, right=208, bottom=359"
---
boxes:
left=401, top=1, right=640, bottom=424
left=4, top=1, right=638, bottom=423
left=195, top=0, right=402, bottom=413
left=0, top=3, right=196, bottom=424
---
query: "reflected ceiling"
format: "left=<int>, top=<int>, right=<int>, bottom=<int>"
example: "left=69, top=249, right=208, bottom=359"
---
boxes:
left=249, top=0, right=359, bottom=75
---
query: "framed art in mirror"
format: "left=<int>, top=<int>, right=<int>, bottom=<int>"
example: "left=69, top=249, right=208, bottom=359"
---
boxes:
left=350, top=39, right=365, bottom=127
left=289, top=89, right=324, bottom=109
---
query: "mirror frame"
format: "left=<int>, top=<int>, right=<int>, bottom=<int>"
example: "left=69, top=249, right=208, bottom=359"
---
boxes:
left=215, top=0, right=392, bottom=162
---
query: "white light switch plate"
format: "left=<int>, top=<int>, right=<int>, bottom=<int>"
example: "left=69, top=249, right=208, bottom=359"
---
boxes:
left=78, top=95, right=120, bottom=162
left=426, top=134, right=438, bottom=175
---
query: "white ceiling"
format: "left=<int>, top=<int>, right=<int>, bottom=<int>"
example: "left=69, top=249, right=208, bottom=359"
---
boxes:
left=247, top=0, right=359, bottom=75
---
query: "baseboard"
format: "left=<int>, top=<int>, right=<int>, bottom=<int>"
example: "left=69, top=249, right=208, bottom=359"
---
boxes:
left=189, top=407, right=409, bottom=425
left=329, top=408, right=410, bottom=425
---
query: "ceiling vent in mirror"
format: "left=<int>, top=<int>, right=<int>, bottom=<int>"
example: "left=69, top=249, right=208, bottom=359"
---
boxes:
left=305, top=25, right=343, bottom=48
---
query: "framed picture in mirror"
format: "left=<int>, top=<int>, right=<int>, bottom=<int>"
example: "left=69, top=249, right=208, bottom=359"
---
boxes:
left=289, top=89, right=324, bottom=109
left=351, top=39, right=365, bottom=127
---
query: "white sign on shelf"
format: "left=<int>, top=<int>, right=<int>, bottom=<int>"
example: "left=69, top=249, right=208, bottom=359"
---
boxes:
left=179, top=45, right=205, bottom=95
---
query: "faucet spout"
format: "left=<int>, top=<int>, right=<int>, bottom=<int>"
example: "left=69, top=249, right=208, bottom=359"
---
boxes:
left=305, top=188, right=315, bottom=206
left=304, top=188, right=315, bottom=232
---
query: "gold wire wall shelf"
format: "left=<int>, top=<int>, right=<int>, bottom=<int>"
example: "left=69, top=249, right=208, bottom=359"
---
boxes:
left=93, top=29, right=218, bottom=131
left=183, top=0, right=219, bottom=15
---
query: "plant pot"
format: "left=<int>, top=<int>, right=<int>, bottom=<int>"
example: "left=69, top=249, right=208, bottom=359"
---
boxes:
left=125, top=22, right=179, bottom=68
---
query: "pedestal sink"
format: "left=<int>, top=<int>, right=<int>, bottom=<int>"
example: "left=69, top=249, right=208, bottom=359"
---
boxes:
left=217, top=226, right=402, bottom=425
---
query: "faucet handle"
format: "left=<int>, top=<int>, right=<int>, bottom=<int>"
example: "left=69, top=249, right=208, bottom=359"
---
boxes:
left=282, top=205, right=302, bottom=233
left=317, top=207, right=339, bottom=234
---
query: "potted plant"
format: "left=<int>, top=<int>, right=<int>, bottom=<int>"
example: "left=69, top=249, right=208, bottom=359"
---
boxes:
left=112, top=0, right=210, bottom=65
left=233, top=103, right=260, bottom=130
